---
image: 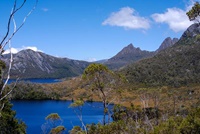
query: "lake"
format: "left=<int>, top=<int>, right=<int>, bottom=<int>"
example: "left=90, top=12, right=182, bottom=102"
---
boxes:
left=7, top=78, right=62, bottom=84
left=12, top=100, right=113, bottom=134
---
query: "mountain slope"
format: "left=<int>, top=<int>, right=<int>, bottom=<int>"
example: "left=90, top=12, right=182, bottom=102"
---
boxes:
left=104, top=44, right=154, bottom=69
left=177, top=23, right=200, bottom=45
left=156, top=37, right=178, bottom=52
left=121, top=24, right=200, bottom=87
left=2, top=49, right=89, bottom=79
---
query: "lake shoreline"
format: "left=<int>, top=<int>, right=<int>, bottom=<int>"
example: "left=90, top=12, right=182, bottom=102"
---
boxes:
left=11, top=98, right=107, bottom=104
left=6, top=78, right=63, bottom=84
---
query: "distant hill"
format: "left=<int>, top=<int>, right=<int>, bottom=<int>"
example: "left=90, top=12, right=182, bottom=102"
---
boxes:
left=104, top=44, right=154, bottom=70
left=1, top=35, right=180, bottom=79
left=2, top=49, right=90, bottom=79
left=121, top=23, right=200, bottom=87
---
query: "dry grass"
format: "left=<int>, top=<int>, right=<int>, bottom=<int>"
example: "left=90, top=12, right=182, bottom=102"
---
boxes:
left=39, top=76, right=200, bottom=112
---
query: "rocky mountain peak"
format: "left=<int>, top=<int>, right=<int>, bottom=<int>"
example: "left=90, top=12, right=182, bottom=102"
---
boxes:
left=177, top=23, right=200, bottom=45
left=182, top=23, right=200, bottom=37
left=105, top=43, right=154, bottom=69
left=126, top=43, right=134, bottom=49
left=16, top=49, right=39, bottom=57
left=117, top=43, right=141, bottom=56
left=156, top=37, right=178, bottom=52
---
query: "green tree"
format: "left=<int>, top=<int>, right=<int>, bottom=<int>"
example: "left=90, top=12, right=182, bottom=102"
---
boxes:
left=70, top=99, right=87, bottom=133
left=186, top=2, right=200, bottom=22
left=69, top=126, right=84, bottom=134
left=83, top=63, right=123, bottom=125
left=50, top=126, right=66, bottom=134
left=45, top=113, right=62, bottom=128
left=0, top=99, right=26, bottom=134
left=42, top=113, right=66, bottom=134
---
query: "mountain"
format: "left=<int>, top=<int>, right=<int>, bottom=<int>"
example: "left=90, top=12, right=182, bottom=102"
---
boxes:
left=1, top=36, right=180, bottom=78
left=104, top=44, right=154, bottom=70
left=2, top=49, right=90, bottom=79
left=103, top=37, right=178, bottom=70
left=177, top=23, right=200, bottom=45
left=95, top=59, right=108, bottom=64
left=156, top=37, right=178, bottom=52
left=121, top=23, right=200, bottom=87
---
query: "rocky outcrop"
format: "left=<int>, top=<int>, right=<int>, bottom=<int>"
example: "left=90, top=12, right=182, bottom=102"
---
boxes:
left=177, top=23, right=200, bottom=45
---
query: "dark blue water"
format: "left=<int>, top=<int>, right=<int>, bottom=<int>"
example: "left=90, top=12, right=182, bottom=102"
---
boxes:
left=12, top=100, right=112, bottom=134
left=7, top=78, right=62, bottom=84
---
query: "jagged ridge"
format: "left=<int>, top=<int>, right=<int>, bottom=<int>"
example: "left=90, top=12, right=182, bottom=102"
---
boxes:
left=121, top=23, right=200, bottom=87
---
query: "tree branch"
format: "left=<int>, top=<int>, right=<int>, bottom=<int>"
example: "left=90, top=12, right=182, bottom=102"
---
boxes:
left=0, top=41, right=19, bottom=101
left=0, top=0, right=26, bottom=47
left=0, top=41, right=13, bottom=96
left=0, top=0, right=38, bottom=54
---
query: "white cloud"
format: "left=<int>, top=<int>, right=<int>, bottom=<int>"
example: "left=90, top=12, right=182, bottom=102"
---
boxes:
left=151, top=4, right=194, bottom=32
left=3, top=46, right=43, bottom=55
left=3, top=48, right=19, bottom=54
left=86, top=58, right=97, bottom=62
left=23, top=46, right=42, bottom=52
left=102, top=7, right=150, bottom=30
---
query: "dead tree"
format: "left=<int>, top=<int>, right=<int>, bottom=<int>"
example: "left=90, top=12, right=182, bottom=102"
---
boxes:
left=0, top=0, right=38, bottom=113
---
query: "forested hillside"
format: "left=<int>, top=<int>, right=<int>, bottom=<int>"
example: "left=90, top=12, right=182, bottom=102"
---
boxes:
left=121, top=23, right=200, bottom=87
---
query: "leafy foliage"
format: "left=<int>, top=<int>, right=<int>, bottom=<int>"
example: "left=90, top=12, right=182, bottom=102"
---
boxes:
left=42, top=113, right=66, bottom=134
left=69, top=126, right=84, bottom=134
left=186, top=2, right=200, bottom=22
left=70, top=99, right=84, bottom=107
left=152, top=108, right=200, bottom=134
left=80, top=107, right=200, bottom=134
left=0, top=99, right=26, bottom=134
left=83, top=63, right=124, bottom=124
left=50, top=126, right=66, bottom=134
left=46, top=113, right=61, bottom=121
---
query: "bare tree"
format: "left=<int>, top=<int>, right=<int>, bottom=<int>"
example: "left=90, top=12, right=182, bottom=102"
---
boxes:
left=0, top=0, right=38, bottom=111
left=139, top=89, right=150, bottom=109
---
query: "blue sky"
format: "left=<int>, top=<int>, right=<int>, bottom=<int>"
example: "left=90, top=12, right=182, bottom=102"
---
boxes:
left=0, top=0, right=198, bottom=61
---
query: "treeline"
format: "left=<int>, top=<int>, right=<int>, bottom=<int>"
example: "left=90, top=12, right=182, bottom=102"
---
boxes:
left=9, top=81, right=61, bottom=100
